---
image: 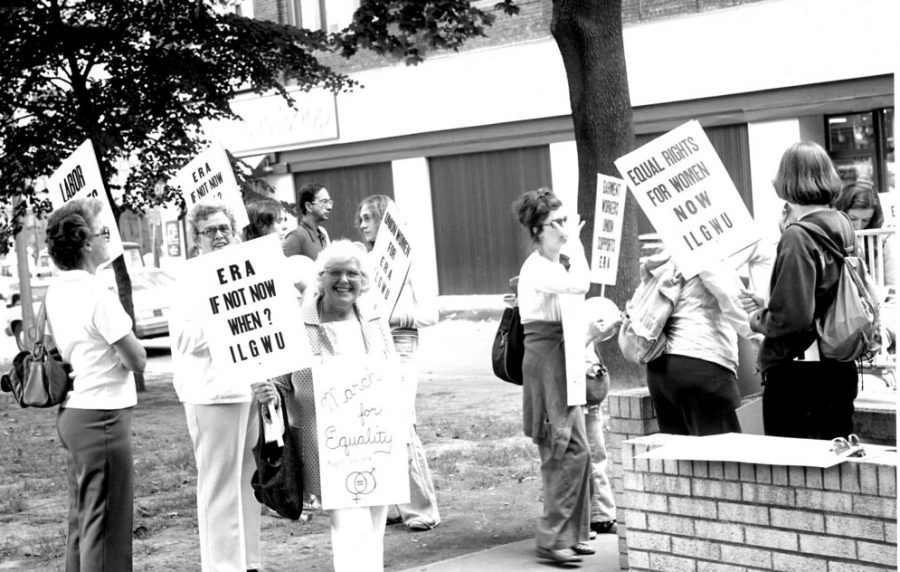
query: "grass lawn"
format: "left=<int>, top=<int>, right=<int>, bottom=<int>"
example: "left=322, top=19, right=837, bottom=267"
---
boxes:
left=0, top=339, right=545, bottom=571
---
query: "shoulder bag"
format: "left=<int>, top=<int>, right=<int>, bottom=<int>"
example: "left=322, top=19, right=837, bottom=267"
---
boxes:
left=251, top=386, right=305, bottom=520
left=492, top=305, right=525, bottom=385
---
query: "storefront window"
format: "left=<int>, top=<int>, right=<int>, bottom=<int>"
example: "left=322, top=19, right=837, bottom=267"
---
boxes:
left=826, top=108, right=895, bottom=194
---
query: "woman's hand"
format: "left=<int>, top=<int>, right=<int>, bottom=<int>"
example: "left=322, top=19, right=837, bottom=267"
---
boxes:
left=554, top=214, right=585, bottom=242
left=251, top=381, right=278, bottom=404
left=738, top=289, right=764, bottom=314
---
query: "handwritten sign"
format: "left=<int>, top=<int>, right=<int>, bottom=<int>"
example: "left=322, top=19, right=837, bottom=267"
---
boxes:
left=313, top=356, right=409, bottom=510
left=614, top=120, right=758, bottom=278
left=47, top=139, right=123, bottom=259
left=591, top=174, right=627, bottom=285
left=369, top=200, right=412, bottom=319
left=560, top=294, right=587, bottom=407
left=179, top=234, right=308, bottom=382
left=171, top=144, right=249, bottom=229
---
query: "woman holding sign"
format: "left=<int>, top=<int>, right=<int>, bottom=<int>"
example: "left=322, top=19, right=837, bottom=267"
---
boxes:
left=357, top=194, right=441, bottom=531
left=513, top=188, right=593, bottom=565
left=45, top=198, right=147, bottom=572
left=170, top=200, right=262, bottom=572
left=252, top=240, right=398, bottom=572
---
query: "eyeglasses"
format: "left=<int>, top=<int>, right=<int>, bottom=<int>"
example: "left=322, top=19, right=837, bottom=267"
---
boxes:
left=313, top=199, right=334, bottom=207
left=542, top=216, right=568, bottom=227
left=92, top=226, right=110, bottom=242
left=324, top=269, right=362, bottom=281
left=199, top=225, right=232, bottom=239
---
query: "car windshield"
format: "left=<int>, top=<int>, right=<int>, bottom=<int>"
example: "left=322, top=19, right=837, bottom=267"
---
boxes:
left=131, top=269, right=175, bottom=292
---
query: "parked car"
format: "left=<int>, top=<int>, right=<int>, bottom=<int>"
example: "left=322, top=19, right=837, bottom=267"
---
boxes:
left=4, top=266, right=175, bottom=350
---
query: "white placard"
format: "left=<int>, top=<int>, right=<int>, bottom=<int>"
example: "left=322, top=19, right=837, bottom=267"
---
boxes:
left=178, top=234, right=308, bottom=382
left=313, top=356, right=410, bottom=510
left=614, top=120, right=759, bottom=278
left=47, top=139, right=124, bottom=259
left=560, top=294, right=587, bottom=407
left=171, top=143, right=249, bottom=229
left=160, top=206, right=185, bottom=259
left=880, top=192, right=897, bottom=227
left=591, top=174, right=627, bottom=285
left=369, top=201, right=412, bottom=319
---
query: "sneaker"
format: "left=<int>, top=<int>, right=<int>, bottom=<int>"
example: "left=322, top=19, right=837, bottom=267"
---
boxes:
left=407, top=519, right=437, bottom=532
left=572, top=542, right=595, bottom=555
left=536, top=546, right=582, bottom=564
left=590, top=520, right=617, bottom=534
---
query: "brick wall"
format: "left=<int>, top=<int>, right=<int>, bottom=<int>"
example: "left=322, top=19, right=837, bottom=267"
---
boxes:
left=621, top=434, right=898, bottom=571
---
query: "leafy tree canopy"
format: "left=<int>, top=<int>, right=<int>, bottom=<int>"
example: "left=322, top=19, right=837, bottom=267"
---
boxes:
left=0, top=0, right=518, bottom=252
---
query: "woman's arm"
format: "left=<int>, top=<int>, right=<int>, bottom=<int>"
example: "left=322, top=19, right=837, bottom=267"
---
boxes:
left=390, top=276, right=438, bottom=329
left=526, top=246, right=590, bottom=295
left=112, top=332, right=147, bottom=373
left=750, top=232, right=818, bottom=338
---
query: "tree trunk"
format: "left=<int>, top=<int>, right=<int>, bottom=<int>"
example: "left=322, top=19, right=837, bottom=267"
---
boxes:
left=551, top=0, right=643, bottom=386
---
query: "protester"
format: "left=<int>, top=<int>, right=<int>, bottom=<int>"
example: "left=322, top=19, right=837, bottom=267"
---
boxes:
left=513, top=188, right=592, bottom=565
left=283, top=183, right=332, bottom=259
left=743, top=141, right=859, bottom=439
left=252, top=240, right=398, bottom=572
left=244, top=199, right=316, bottom=298
left=170, top=200, right=262, bottom=572
left=583, top=299, right=621, bottom=537
left=44, top=198, right=147, bottom=571
left=644, top=248, right=760, bottom=436
left=357, top=194, right=441, bottom=531
left=833, top=179, right=895, bottom=285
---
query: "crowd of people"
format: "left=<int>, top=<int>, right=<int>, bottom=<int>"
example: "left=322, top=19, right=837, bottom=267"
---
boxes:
left=39, top=139, right=890, bottom=570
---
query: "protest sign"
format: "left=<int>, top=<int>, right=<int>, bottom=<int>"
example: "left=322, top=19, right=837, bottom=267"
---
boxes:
left=560, top=294, right=587, bottom=407
left=614, top=120, right=758, bottom=278
left=178, top=234, right=308, bottom=382
left=313, top=356, right=409, bottom=510
left=369, top=200, right=412, bottom=319
left=47, top=139, right=123, bottom=259
left=160, top=206, right=185, bottom=259
left=171, top=144, right=249, bottom=229
left=590, top=174, right=627, bottom=285
left=880, top=191, right=897, bottom=227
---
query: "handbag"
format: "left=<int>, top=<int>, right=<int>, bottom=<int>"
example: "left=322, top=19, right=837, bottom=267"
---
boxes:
left=492, top=305, right=525, bottom=385
left=618, top=254, right=683, bottom=364
left=251, top=386, right=305, bottom=520
left=0, top=302, right=72, bottom=408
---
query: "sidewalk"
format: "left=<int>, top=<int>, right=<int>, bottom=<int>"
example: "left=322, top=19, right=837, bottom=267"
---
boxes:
left=397, top=533, right=621, bottom=572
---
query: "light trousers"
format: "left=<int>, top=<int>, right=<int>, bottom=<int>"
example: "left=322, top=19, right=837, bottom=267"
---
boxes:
left=184, top=401, right=261, bottom=572
left=387, top=424, right=441, bottom=528
left=584, top=404, right=616, bottom=523
left=57, top=407, right=134, bottom=572
left=329, top=504, right=389, bottom=572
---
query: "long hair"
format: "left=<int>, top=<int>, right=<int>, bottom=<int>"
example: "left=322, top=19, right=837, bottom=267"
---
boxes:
left=832, top=180, right=883, bottom=229
left=772, top=142, right=841, bottom=205
left=357, top=194, right=390, bottom=247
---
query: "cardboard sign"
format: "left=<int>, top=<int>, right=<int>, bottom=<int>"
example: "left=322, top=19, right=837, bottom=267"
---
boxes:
left=171, top=144, right=249, bottom=229
left=369, top=201, right=412, bottom=319
left=560, top=294, right=587, bottom=407
left=590, top=174, right=627, bottom=285
left=47, top=139, right=124, bottom=259
left=178, top=234, right=308, bottom=382
left=614, top=120, right=759, bottom=278
left=313, top=356, right=410, bottom=510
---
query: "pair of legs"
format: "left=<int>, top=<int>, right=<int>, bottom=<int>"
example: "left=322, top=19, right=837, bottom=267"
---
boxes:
left=184, top=401, right=261, bottom=572
left=762, top=359, right=858, bottom=440
left=329, top=505, right=389, bottom=572
left=646, top=354, right=741, bottom=435
left=386, top=423, right=441, bottom=529
left=58, top=407, right=134, bottom=572
left=584, top=404, right=616, bottom=527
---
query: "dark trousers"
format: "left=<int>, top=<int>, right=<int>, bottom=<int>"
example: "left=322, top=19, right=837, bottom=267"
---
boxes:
left=57, top=407, right=134, bottom=572
left=646, top=354, right=741, bottom=436
left=762, top=360, right=858, bottom=440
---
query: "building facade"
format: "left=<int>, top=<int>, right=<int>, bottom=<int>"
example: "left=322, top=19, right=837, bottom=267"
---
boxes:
left=220, top=0, right=895, bottom=299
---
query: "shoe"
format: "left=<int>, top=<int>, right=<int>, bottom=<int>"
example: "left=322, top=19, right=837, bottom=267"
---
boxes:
left=588, top=529, right=597, bottom=540
left=590, top=520, right=617, bottom=534
left=386, top=515, right=403, bottom=526
left=536, top=546, right=582, bottom=564
left=571, top=543, right=595, bottom=555
left=407, top=519, right=436, bottom=531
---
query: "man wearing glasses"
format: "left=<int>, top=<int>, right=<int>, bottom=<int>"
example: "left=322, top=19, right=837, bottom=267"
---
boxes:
left=283, top=183, right=332, bottom=259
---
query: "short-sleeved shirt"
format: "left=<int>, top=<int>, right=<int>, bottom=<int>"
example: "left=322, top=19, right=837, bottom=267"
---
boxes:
left=44, top=270, right=135, bottom=409
left=283, top=220, right=329, bottom=260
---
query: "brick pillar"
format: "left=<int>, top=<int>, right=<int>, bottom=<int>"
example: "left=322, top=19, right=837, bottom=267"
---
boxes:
left=606, top=388, right=659, bottom=570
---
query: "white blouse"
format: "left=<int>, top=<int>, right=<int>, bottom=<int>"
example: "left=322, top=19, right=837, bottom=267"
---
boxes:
left=517, top=247, right=590, bottom=323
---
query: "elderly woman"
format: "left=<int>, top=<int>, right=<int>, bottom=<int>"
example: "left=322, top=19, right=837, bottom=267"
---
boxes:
left=513, top=188, right=592, bottom=565
left=169, top=200, right=262, bottom=572
left=253, top=240, right=397, bottom=572
left=44, top=198, right=146, bottom=571
left=357, top=194, right=441, bottom=531
left=746, top=142, right=859, bottom=439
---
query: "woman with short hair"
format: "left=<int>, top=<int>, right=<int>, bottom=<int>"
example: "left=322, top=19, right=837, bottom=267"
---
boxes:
left=170, top=200, right=262, bottom=571
left=45, top=197, right=146, bottom=571
left=243, top=199, right=289, bottom=242
left=253, top=240, right=398, bottom=572
left=747, top=142, right=860, bottom=439
left=513, top=188, right=592, bottom=566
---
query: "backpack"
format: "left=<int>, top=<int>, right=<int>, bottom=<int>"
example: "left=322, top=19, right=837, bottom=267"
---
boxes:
left=793, top=219, right=881, bottom=362
left=492, top=305, right=525, bottom=385
left=617, top=255, right=683, bottom=364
